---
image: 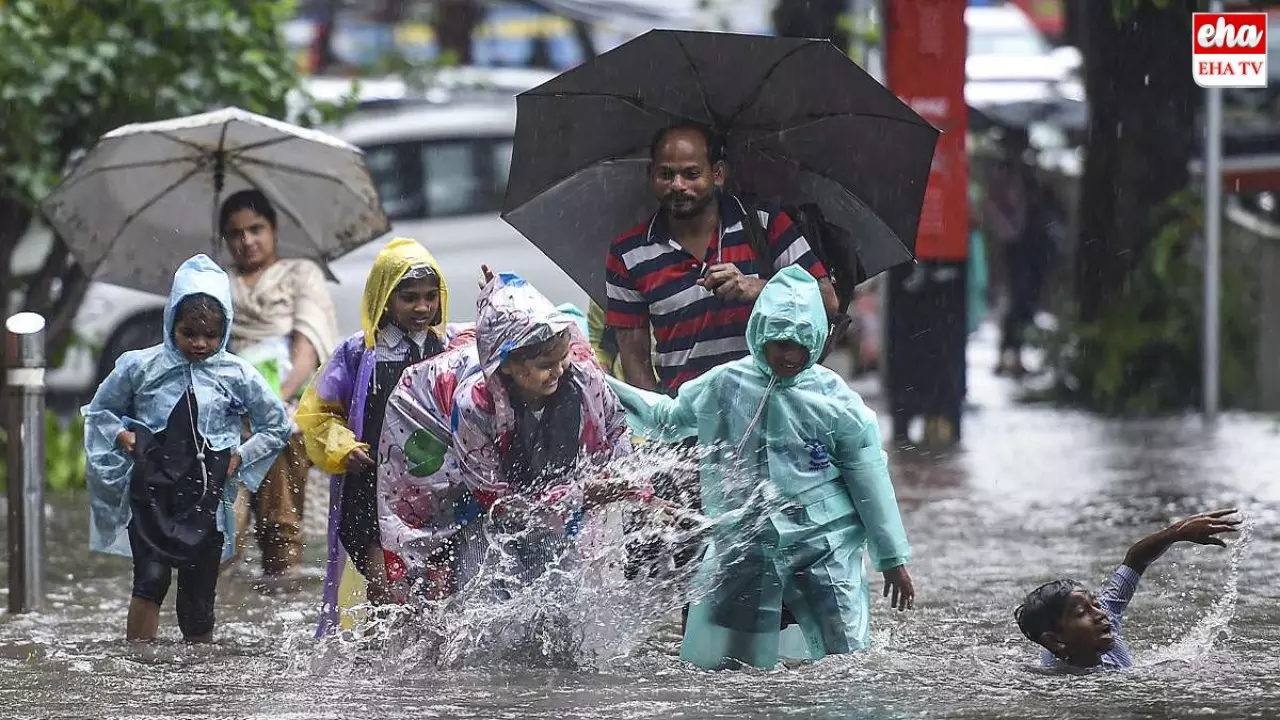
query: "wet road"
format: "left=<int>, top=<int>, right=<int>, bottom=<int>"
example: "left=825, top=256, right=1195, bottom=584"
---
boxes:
left=2, top=330, right=1278, bottom=719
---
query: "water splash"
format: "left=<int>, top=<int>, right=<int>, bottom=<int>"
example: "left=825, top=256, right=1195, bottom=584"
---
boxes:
left=1143, top=517, right=1254, bottom=666
left=295, top=442, right=729, bottom=674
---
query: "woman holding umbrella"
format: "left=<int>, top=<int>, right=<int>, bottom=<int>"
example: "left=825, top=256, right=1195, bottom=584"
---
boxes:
left=220, top=189, right=340, bottom=579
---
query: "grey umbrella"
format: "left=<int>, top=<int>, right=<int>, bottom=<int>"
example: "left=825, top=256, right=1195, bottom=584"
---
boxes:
left=502, top=29, right=939, bottom=305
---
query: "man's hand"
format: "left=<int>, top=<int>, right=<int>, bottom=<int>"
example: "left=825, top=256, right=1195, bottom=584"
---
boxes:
left=346, top=447, right=376, bottom=473
left=227, top=453, right=242, bottom=477
left=698, top=264, right=766, bottom=303
left=882, top=564, right=915, bottom=612
left=1167, top=508, right=1241, bottom=547
left=117, top=430, right=137, bottom=455
left=477, top=263, right=496, bottom=289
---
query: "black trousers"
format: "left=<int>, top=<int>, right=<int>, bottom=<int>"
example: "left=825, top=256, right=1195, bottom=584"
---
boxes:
left=129, top=523, right=224, bottom=638
left=1000, top=240, right=1050, bottom=353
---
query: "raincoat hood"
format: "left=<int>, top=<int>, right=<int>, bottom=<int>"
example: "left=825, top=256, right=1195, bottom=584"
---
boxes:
left=163, top=254, right=234, bottom=355
left=475, top=272, right=572, bottom=375
left=360, top=237, right=449, bottom=349
left=745, top=266, right=828, bottom=381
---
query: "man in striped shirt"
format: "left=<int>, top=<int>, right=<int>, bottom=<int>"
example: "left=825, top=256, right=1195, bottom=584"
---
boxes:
left=1015, top=508, right=1241, bottom=671
left=605, top=124, right=838, bottom=394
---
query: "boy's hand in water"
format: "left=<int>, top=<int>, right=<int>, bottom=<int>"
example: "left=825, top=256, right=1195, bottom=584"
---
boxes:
left=1124, top=508, right=1242, bottom=574
left=1167, top=508, right=1242, bottom=547
left=117, top=430, right=137, bottom=455
left=882, top=564, right=915, bottom=611
left=346, top=447, right=376, bottom=473
left=227, top=453, right=242, bottom=477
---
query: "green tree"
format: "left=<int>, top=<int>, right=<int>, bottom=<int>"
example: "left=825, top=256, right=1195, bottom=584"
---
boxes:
left=0, top=0, right=324, bottom=352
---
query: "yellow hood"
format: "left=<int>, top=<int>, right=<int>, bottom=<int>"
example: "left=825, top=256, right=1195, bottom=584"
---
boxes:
left=360, top=237, right=448, bottom=349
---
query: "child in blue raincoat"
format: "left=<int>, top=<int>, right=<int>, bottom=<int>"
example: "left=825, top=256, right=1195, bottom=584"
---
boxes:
left=83, top=255, right=290, bottom=642
left=607, top=265, right=915, bottom=670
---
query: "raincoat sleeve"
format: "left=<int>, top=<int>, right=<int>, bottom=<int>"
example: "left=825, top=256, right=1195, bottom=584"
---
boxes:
left=232, top=360, right=292, bottom=493
left=600, top=376, right=634, bottom=461
left=603, top=372, right=707, bottom=443
left=448, top=381, right=508, bottom=510
left=82, top=351, right=142, bottom=534
left=830, top=385, right=910, bottom=572
left=296, top=336, right=365, bottom=474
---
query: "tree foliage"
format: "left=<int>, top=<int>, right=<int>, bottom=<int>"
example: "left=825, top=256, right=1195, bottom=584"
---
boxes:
left=0, top=0, right=320, bottom=351
left=1039, top=192, right=1259, bottom=414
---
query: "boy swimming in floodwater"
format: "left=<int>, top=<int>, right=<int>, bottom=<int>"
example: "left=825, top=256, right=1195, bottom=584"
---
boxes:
left=1015, top=508, right=1242, bottom=671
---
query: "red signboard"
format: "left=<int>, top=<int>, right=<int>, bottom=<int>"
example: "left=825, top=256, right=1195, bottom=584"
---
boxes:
left=885, top=0, right=969, bottom=262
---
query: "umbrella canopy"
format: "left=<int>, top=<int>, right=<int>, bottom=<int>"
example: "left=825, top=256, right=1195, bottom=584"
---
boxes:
left=42, top=107, right=389, bottom=295
left=969, top=97, right=1088, bottom=133
left=502, top=29, right=939, bottom=306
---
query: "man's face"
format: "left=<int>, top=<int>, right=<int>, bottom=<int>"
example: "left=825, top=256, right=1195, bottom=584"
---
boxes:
left=650, top=129, right=724, bottom=219
left=1043, top=590, right=1116, bottom=664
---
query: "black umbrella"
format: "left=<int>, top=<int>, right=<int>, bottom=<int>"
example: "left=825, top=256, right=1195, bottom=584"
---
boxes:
left=969, top=98, right=1088, bottom=133
left=501, top=29, right=939, bottom=305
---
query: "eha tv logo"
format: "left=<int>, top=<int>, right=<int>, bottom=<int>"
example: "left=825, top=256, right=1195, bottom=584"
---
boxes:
left=1193, top=13, right=1268, bottom=88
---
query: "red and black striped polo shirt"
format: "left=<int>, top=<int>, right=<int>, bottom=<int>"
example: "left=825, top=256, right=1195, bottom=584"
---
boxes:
left=605, top=192, right=828, bottom=393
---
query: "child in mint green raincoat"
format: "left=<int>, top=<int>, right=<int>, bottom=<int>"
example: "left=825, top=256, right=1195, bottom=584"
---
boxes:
left=606, top=265, right=915, bottom=670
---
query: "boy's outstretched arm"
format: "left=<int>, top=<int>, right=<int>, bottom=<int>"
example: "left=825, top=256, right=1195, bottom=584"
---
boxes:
left=1124, top=508, right=1242, bottom=575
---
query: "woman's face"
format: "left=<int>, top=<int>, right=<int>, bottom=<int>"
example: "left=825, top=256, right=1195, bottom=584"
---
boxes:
left=223, top=208, right=278, bottom=273
left=500, top=332, right=571, bottom=402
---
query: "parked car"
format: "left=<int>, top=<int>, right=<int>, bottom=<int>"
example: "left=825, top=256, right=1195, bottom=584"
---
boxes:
left=44, top=99, right=587, bottom=396
left=965, top=4, right=1083, bottom=108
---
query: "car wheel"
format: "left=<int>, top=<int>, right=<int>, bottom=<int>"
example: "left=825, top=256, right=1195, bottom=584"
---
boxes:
left=96, top=311, right=164, bottom=386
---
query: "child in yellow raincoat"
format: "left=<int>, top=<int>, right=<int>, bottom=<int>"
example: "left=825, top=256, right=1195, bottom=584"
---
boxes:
left=296, top=237, right=468, bottom=636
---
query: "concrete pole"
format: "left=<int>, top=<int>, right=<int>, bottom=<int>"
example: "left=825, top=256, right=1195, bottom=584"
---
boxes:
left=5, top=312, right=47, bottom=614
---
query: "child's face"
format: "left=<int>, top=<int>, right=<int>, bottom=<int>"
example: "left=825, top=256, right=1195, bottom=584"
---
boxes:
left=501, top=332, right=571, bottom=401
left=387, top=277, right=441, bottom=334
left=173, top=313, right=225, bottom=363
left=1042, top=590, right=1116, bottom=661
left=764, top=339, right=810, bottom=378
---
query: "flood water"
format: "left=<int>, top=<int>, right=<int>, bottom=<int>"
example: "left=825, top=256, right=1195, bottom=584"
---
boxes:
left=2, top=336, right=1279, bottom=719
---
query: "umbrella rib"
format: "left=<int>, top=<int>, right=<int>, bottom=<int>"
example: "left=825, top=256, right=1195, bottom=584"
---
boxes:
left=746, top=143, right=907, bottom=254
left=531, top=90, right=695, bottom=124
left=227, top=134, right=308, bottom=155
left=103, top=164, right=208, bottom=251
left=156, top=131, right=211, bottom=154
left=233, top=155, right=370, bottom=202
left=671, top=33, right=720, bottom=128
left=725, top=41, right=820, bottom=127
left=50, top=157, right=199, bottom=196
left=738, top=110, right=938, bottom=137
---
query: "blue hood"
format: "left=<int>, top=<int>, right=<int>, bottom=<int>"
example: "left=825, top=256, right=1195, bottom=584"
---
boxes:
left=163, top=254, right=234, bottom=355
left=745, top=265, right=828, bottom=382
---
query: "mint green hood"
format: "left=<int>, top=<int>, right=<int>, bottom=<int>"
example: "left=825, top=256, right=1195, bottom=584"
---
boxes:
left=745, top=265, right=828, bottom=382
